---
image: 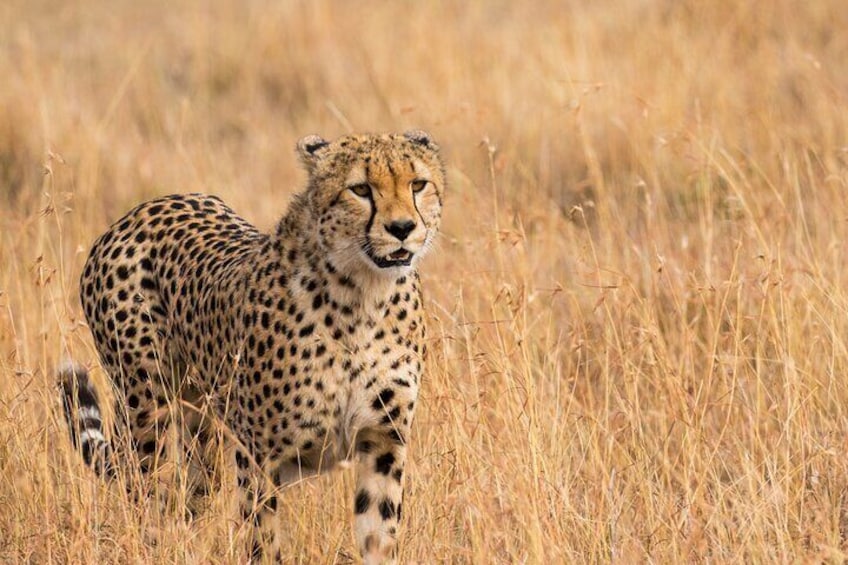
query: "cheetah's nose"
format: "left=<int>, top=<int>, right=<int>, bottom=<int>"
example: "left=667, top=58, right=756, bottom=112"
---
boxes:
left=385, top=220, right=416, bottom=241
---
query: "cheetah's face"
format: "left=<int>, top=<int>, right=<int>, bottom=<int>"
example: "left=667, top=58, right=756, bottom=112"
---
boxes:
left=299, top=131, right=445, bottom=277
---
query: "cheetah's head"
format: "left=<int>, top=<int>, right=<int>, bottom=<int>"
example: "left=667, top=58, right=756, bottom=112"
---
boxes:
left=297, top=130, right=445, bottom=278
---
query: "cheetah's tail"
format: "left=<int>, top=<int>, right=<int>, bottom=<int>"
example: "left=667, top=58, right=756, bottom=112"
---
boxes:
left=59, top=363, right=112, bottom=475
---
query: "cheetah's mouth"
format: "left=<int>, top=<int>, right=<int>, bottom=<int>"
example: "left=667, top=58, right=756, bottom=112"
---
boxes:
left=369, top=248, right=413, bottom=268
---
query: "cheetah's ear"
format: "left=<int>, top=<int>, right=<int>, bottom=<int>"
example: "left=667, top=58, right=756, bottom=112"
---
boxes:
left=297, top=134, right=330, bottom=169
left=403, top=129, right=438, bottom=150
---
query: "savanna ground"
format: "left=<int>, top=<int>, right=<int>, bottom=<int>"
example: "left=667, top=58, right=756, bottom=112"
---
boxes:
left=2, top=0, right=848, bottom=562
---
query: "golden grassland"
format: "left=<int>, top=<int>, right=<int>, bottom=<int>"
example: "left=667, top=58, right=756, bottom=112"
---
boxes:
left=2, top=0, right=848, bottom=562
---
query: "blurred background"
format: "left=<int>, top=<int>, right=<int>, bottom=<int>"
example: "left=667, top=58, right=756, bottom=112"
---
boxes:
left=2, top=0, right=848, bottom=562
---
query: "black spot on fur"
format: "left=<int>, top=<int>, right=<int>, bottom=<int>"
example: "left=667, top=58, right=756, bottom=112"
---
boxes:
left=372, top=388, right=395, bottom=410
left=355, top=490, right=371, bottom=514
left=379, top=499, right=396, bottom=520
left=380, top=406, right=401, bottom=425
left=375, top=452, right=395, bottom=475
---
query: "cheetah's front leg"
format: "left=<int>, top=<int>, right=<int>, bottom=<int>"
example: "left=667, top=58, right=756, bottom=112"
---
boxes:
left=353, top=430, right=407, bottom=565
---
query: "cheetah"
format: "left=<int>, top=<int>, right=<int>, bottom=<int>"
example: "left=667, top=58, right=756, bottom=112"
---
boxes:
left=61, top=130, right=445, bottom=563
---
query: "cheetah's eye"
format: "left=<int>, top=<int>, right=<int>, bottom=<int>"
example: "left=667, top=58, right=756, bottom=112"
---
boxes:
left=411, top=180, right=428, bottom=193
left=348, top=183, right=372, bottom=198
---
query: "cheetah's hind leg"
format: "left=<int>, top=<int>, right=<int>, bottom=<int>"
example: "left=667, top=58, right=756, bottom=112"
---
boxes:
left=178, top=382, right=227, bottom=516
left=61, top=361, right=225, bottom=522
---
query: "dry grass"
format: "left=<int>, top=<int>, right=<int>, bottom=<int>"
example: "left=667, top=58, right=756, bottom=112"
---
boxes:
left=2, top=0, right=848, bottom=562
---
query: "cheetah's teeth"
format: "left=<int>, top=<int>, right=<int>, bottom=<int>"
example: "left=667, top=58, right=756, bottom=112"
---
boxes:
left=389, top=249, right=411, bottom=260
